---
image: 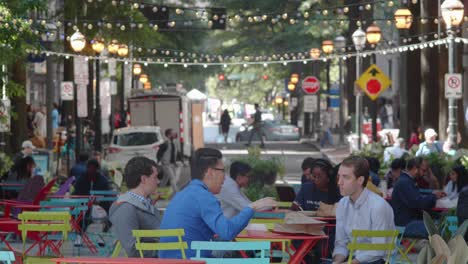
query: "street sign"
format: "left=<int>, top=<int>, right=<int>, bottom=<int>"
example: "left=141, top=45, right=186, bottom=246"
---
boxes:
left=355, top=64, right=392, bottom=101
left=303, top=95, right=318, bottom=113
left=73, top=57, right=89, bottom=85
left=445, top=73, right=462, bottom=99
left=61, top=82, right=74, bottom=101
left=302, top=76, right=320, bottom=95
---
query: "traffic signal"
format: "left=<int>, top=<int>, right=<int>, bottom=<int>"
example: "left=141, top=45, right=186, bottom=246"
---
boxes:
left=218, top=73, right=225, bottom=81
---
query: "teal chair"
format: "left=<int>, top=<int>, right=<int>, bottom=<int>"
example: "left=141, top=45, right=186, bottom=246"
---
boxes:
left=90, top=190, right=119, bottom=202
left=191, top=241, right=270, bottom=264
left=443, top=216, right=458, bottom=238
left=0, top=251, right=15, bottom=264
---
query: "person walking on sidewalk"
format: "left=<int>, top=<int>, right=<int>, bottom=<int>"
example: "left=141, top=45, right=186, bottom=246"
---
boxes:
left=157, top=128, right=182, bottom=188
left=220, top=109, right=231, bottom=143
left=246, top=103, right=265, bottom=148
left=320, top=107, right=334, bottom=148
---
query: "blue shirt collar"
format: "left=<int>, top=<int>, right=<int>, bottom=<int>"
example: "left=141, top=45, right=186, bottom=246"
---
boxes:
left=192, top=179, right=209, bottom=190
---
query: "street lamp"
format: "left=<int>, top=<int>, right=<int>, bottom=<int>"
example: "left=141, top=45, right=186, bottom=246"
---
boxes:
left=441, top=0, right=464, bottom=149
left=117, top=44, right=129, bottom=129
left=366, top=24, right=381, bottom=142
left=91, top=37, right=105, bottom=152
left=290, top=73, right=299, bottom=84
left=69, top=30, right=87, bottom=157
left=395, top=8, right=413, bottom=142
left=309, top=48, right=321, bottom=59
left=366, top=23, right=382, bottom=45
left=144, top=82, right=151, bottom=90
left=322, top=40, right=333, bottom=111
left=352, top=27, right=366, bottom=150
left=139, top=74, right=149, bottom=84
left=394, top=8, right=413, bottom=29
left=275, top=96, right=283, bottom=118
left=133, top=64, right=142, bottom=75
left=335, top=35, right=346, bottom=145
left=108, top=40, right=119, bottom=54
left=287, top=82, right=296, bottom=91
left=42, top=24, right=57, bottom=150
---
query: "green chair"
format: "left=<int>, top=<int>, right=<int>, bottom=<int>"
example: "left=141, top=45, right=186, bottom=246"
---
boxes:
left=191, top=241, right=270, bottom=264
left=18, top=211, right=71, bottom=257
left=132, top=229, right=188, bottom=259
left=0, top=251, right=15, bottom=264
left=347, top=229, right=399, bottom=264
left=110, top=240, right=128, bottom=257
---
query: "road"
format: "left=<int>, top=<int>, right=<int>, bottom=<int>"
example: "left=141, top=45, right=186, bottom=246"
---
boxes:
left=203, top=122, right=324, bottom=183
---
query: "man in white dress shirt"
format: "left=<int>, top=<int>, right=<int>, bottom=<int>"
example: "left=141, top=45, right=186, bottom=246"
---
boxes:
left=333, top=156, right=395, bottom=264
left=216, top=161, right=252, bottom=218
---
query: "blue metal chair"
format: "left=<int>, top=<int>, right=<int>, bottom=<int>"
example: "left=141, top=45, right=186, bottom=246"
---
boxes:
left=191, top=241, right=270, bottom=264
left=0, top=251, right=15, bottom=264
left=443, top=216, right=458, bottom=238
left=90, top=190, right=119, bottom=202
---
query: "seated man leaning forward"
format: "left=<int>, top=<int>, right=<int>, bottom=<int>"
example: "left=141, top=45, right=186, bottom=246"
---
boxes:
left=109, top=157, right=162, bottom=257
left=159, top=148, right=277, bottom=259
left=333, top=156, right=395, bottom=264
left=216, top=161, right=252, bottom=219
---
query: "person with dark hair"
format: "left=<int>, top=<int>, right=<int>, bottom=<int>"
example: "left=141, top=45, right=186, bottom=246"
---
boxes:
left=71, top=152, right=89, bottom=179
left=15, top=156, right=36, bottom=183
left=246, top=103, right=265, bottom=148
left=219, top=109, right=231, bottom=143
left=391, top=157, right=445, bottom=238
left=109, top=157, right=162, bottom=257
left=6, top=141, right=36, bottom=182
left=17, top=167, right=45, bottom=202
left=365, top=157, right=381, bottom=187
left=292, top=159, right=341, bottom=211
left=333, top=156, right=395, bottom=264
left=159, top=148, right=277, bottom=259
left=384, top=158, right=406, bottom=190
left=157, top=128, right=181, bottom=188
left=444, top=165, right=467, bottom=200
left=300, top=157, right=315, bottom=184
left=216, top=161, right=252, bottom=218
left=73, top=159, right=111, bottom=210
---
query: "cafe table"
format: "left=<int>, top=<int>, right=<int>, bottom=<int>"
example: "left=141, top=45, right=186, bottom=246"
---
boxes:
left=237, top=230, right=327, bottom=264
left=52, top=257, right=206, bottom=264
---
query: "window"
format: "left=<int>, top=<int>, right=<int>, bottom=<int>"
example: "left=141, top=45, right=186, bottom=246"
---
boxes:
left=114, top=132, right=159, bottom=146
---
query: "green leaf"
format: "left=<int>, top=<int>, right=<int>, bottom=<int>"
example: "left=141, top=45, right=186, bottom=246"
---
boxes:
left=424, top=211, right=440, bottom=237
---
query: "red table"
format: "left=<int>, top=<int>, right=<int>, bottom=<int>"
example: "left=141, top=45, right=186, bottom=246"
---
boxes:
left=52, top=257, right=206, bottom=264
left=237, top=230, right=327, bottom=264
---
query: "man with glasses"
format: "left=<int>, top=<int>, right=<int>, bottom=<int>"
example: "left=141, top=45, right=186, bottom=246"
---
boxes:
left=159, top=148, right=277, bottom=259
left=391, top=157, right=445, bottom=237
left=216, top=161, right=252, bottom=218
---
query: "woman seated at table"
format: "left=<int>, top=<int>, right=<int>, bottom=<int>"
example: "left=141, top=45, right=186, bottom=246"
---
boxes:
left=444, top=165, right=467, bottom=200
left=17, top=166, right=45, bottom=202
left=291, top=158, right=341, bottom=211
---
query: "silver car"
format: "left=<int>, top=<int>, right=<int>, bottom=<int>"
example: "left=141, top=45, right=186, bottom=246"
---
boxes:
left=235, top=120, right=300, bottom=142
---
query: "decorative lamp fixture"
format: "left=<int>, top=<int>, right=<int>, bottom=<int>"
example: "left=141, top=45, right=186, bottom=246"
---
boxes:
left=321, top=40, right=334, bottom=54
left=394, top=8, right=413, bottom=29
left=117, top=44, right=129, bottom=57
left=108, top=40, right=119, bottom=54
left=441, top=0, right=465, bottom=28
left=290, top=73, right=299, bottom=84
left=284, top=100, right=289, bottom=106
left=275, top=96, right=283, bottom=104
left=139, top=73, right=149, bottom=84
left=309, top=48, right=321, bottom=59
left=334, top=36, right=347, bottom=52
left=133, top=64, right=142, bottom=75
left=352, top=27, right=367, bottom=51
left=366, top=23, right=382, bottom=44
left=144, top=82, right=151, bottom=90
left=70, top=31, right=86, bottom=52
left=91, top=37, right=105, bottom=54
left=288, top=82, right=296, bottom=91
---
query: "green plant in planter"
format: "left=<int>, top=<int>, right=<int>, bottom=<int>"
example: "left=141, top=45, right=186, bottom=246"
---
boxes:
left=237, top=146, right=285, bottom=201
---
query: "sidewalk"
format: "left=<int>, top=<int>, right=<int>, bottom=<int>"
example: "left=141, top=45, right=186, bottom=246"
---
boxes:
left=301, top=133, right=350, bottom=165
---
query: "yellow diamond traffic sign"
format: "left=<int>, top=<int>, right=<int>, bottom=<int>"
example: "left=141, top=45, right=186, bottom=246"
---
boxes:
left=355, top=64, right=392, bottom=101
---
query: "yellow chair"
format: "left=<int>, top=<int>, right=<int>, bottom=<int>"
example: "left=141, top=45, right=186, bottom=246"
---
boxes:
left=110, top=240, right=128, bottom=257
left=277, top=201, right=292, bottom=209
left=132, top=229, right=188, bottom=259
left=18, top=211, right=71, bottom=258
left=347, top=230, right=399, bottom=264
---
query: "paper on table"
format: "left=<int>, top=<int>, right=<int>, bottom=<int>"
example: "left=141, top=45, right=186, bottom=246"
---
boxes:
left=245, top=223, right=268, bottom=231
left=284, top=212, right=327, bottom=225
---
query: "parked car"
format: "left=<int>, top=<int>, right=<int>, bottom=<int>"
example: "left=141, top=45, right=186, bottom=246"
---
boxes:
left=235, top=120, right=300, bottom=142
left=105, top=126, right=164, bottom=167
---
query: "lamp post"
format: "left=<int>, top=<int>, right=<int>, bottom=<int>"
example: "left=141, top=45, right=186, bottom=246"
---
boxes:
left=322, top=40, right=333, bottom=119
left=283, top=100, right=289, bottom=121
left=275, top=96, right=283, bottom=119
left=366, top=23, right=382, bottom=143
left=441, top=0, right=464, bottom=149
left=133, top=63, right=142, bottom=89
left=334, top=35, right=346, bottom=145
left=117, top=44, right=128, bottom=128
left=42, top=24, right=57, bottom=150
left=91, top=37, right=105, bottom=152
left=70, top=30, right=86, bottom=157
left=310, top=48, right=321, bottom=137
left=394, top=8, right=413, bottom=142
left=139, top=73, right=149, bottom=84
left=352, top=27, right=367, bottom=150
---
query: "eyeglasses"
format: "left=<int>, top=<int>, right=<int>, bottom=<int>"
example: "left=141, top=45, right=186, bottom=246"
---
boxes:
left=212, top=167, right=225, bottom=173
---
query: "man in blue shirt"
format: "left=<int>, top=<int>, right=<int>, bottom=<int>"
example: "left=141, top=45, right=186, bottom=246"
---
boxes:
left=333, top=156, right=395, bottom=264
left=391, top=157, right=445, bottom=237
left=159, top=148, right=277, bottom=259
